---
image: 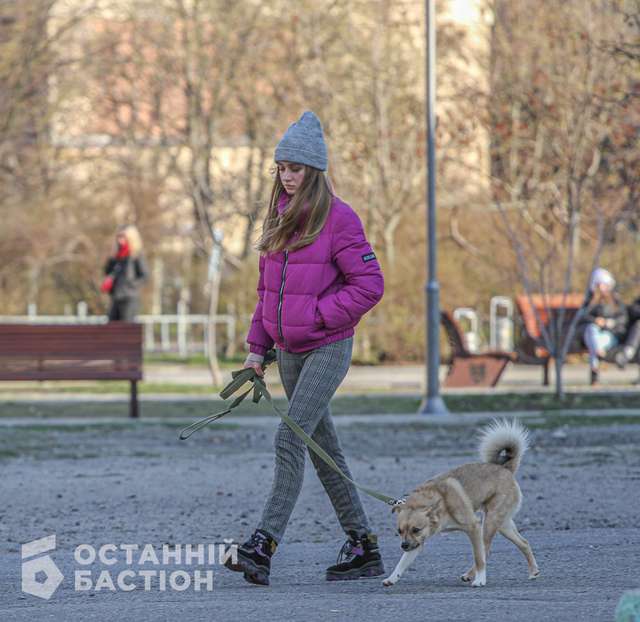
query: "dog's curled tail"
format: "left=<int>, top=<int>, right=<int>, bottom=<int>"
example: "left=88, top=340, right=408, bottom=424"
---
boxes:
left=478, top=418, right=530, bottom=474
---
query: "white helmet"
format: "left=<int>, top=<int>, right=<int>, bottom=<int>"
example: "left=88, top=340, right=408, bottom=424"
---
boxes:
left=590, top=268, right=615, bottom=290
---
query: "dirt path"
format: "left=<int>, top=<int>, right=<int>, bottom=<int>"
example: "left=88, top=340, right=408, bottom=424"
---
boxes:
left=2, top=413, right=639, bottom=621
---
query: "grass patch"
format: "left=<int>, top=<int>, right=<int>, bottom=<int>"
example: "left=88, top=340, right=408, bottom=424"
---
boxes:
left=444, top=392, right=640, bottom=413
left=0, top=382, right=217, bottom=395
left=0, top=396, right=414, bottom=418
left=3, top=386, right=640, bottom=412
left=1, top=392, right=640, bottom=421
left=522, top=414, right=640, bottom=429
left=333, top=392, right=640, bottom=414
left=144, top=353, right=247, bottom=367
left=0, top=401, right=224, bottom=418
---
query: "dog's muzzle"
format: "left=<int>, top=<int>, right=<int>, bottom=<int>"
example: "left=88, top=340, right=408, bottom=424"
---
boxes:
left=401, top=541, right=419, bottom=551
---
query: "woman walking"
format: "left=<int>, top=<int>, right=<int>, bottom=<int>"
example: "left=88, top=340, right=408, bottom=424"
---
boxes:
left=225, top=111, right=385, bottom=586
left=101, top=224, right=148, bottom=321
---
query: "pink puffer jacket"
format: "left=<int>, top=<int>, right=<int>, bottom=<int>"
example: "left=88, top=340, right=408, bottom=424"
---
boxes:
left=246, top=194, right=384, bottom=354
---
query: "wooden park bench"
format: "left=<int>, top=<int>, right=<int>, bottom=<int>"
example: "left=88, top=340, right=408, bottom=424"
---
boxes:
left=440, top=311, right=515, bottom=388
left=0, top=323, right=143, bottom=417
left=514, top=293, right=588, bottom=386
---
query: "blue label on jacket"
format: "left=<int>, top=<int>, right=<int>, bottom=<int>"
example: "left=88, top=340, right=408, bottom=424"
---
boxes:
left=362, top=252, right=376, bottom=263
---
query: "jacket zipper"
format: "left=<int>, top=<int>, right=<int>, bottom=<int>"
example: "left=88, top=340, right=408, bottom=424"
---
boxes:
left=277, top=249, right=289, bottom=344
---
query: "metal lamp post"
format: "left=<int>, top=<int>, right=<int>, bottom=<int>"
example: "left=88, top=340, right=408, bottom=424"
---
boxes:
left=419, top=0, right=448, bottom=415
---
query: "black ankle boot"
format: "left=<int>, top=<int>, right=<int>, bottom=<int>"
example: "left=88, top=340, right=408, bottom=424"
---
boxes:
left=224, top=529, right=277, bottom=586
left=326, top=531, right=385, bottom=581
left=613, top=347, right=628, bottom=370
left=590, top=368, right=599, bottom=385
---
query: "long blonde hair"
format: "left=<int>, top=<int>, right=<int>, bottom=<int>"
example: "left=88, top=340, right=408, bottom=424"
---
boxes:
left=256, top=166, right=333, bottom=253
left=118, top=224, right=143, bottom=257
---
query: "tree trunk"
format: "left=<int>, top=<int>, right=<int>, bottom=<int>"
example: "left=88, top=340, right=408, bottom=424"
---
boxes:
left=206, top=233, right=223, bottom=387
left=207, top=271, right=223, bottom=387
left=382, top=212, right=401, bottom=270
left=554, top=355, right=564, bottom=400
left=151, top=256, right=163, bottom=314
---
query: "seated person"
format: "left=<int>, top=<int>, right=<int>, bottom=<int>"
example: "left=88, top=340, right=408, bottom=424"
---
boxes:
left=612, top=294, right=640, bottom=368
left=578, top=268, right=627, bottom=385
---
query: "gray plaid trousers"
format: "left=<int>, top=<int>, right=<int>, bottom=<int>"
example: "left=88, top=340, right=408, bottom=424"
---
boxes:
left=257, top=337, right=370, bottom=543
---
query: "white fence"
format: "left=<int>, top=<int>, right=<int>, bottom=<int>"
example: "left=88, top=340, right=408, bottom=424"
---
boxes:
left=140, top=313, right=236, bottom=358
left=0, top=307, right=237, bottom=358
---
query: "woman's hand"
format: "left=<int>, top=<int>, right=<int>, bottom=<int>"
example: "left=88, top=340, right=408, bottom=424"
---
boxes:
left=243, top=353, right=265, bottom=377
left=595, top=317, right=606, bottom=328
left=244, top=362, right=264, bottom=377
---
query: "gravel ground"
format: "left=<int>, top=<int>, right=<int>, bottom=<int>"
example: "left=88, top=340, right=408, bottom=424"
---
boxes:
left=2, top=412, right=639, bottom=621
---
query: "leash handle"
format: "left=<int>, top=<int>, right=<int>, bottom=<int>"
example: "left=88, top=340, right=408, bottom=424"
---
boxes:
left=179, top=384, right=254, bottom=440
left=179, top=409, right=232, bottom=440
left=179, top=350, right=277, bottom=440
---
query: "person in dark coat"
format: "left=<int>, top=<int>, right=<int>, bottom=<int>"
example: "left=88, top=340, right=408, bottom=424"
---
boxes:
left=101, top=224, right=148, bottom=321
left=612, top=294, right=640, bottom=368
left=579, top=268, right=627, bottom=385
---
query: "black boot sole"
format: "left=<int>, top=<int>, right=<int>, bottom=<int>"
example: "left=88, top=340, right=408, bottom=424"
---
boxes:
left=326, top=560, right=385, bottom=581
left=243, top=569, right=269, bottom=586
left=224, top=553, right=270, bottom=586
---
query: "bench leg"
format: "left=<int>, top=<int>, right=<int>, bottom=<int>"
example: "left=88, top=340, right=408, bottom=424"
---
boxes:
left=443, top=356, right=510, bottom=388
left=543, top=360, right=550, bottom=386
left=130, top=380, right=139, bottom=418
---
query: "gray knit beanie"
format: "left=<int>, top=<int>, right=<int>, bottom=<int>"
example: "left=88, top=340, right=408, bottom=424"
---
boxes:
left=274, top=111, right=328, bottom=171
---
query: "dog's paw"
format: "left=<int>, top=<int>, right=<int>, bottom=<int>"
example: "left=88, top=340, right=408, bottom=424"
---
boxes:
left=461, top=569, right=475, bottom=582
left=382, top=576, right=398, bottom=587
left=471, top=569, right=486, bottom=587
left=528, top=569, right=540, bottom=580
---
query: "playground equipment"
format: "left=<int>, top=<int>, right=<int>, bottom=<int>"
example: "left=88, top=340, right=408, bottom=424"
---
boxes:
left=490, top=296, right=514, bottom=352
left=453, top=307, right=480, bottom=353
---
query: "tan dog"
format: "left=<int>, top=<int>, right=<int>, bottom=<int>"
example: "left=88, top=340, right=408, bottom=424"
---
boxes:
left=383, top=419, right=539, bottom=588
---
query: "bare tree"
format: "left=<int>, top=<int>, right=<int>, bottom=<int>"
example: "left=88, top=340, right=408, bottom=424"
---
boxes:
left=486, top=0, right=637, bottom=396
left=0, top=0, right=101, bottom=314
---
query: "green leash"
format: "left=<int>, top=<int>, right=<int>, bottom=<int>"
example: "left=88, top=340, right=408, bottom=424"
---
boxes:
left=179, top=350, right=403, bottom=507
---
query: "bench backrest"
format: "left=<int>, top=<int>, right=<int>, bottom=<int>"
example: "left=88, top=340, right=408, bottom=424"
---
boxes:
left=0, top=323, right=143, bottom=381
left=515, top=294, right=585, bottom=340
left=440, top=311, right=470, bottom=357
